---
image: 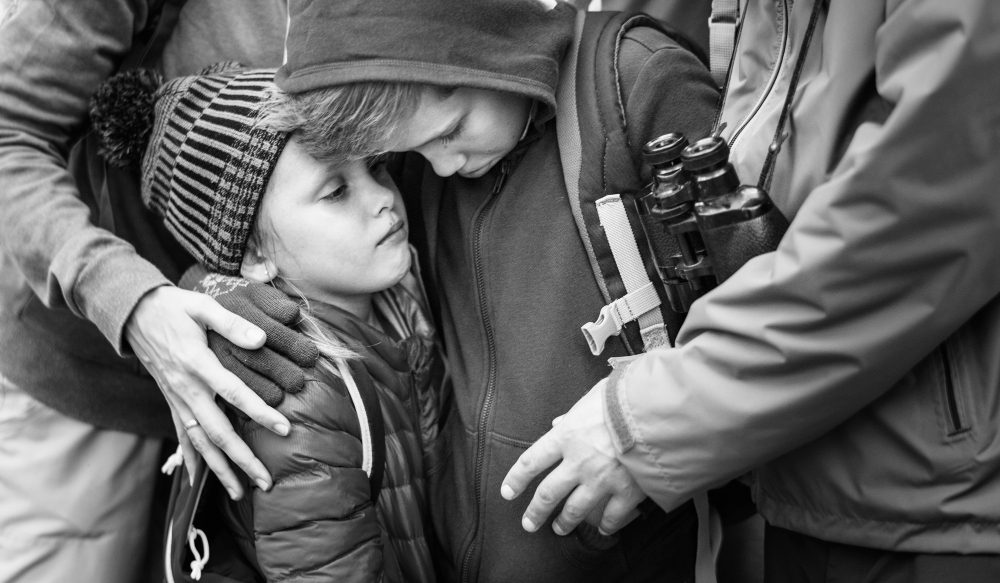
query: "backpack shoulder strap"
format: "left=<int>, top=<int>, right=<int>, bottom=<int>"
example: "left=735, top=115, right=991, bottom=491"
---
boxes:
left=557, top=10, right=693, bottom=356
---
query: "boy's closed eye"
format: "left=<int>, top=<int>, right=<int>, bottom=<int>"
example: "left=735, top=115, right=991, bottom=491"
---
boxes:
left=438, top=119, right=464, bottom=146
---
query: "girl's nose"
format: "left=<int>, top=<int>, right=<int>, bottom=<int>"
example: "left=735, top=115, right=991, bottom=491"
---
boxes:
left=371, top=181, right=397, bottom=215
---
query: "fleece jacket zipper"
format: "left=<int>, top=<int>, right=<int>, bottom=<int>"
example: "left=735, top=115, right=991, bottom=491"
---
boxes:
left=460, top=158, right=511, bottom=583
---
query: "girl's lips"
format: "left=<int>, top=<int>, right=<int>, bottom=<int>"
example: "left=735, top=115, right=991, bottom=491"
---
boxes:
left=378, top=220, right=406, bottom=245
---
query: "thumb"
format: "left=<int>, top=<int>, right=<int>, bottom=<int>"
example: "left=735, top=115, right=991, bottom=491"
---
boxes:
left=190, top=294, right=265, bottom=349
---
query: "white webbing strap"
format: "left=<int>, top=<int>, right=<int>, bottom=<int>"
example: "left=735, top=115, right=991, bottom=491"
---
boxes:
left=582, top=282, right=661, bottom=355
left=337, top=358, right=373, bottom=477
left=581, top=195, right=669, bottom=355
left=709, top=0, right=739, bottom=88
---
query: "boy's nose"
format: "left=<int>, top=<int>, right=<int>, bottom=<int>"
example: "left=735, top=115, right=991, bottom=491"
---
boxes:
left=426, top=152, right=467, bottom=177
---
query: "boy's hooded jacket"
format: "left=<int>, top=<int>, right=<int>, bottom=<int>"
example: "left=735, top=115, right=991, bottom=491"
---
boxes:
left=278, top=1, right=720, bottom=581
left=604, top=0, right=1000, bottom=554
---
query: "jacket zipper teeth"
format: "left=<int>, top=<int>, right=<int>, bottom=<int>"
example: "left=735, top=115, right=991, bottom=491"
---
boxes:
left=940, top=343, right=967, bottom=435
left=460, top=159, right=510, bottom=583
left=726, top=0, right=790, bottom=152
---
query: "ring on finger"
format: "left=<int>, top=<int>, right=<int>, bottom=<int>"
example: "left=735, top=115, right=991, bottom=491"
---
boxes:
left=183, top=418, right=200, bottom=431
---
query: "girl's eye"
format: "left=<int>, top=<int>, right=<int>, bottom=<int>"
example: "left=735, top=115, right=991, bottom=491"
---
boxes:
left=438, top=120, right=464, bottom=146
left=322, top=184, right=348, bottom=201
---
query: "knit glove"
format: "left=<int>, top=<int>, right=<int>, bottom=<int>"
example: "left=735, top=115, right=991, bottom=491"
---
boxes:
left=180, top=265, right=320, bottom=406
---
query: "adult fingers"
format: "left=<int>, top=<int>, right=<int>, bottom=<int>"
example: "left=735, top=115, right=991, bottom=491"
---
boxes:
left=171, top=390, right=276, bottom=498
left=168, top=395, right=246, bottom=499
left=501, top=430, right=564, bottom=501
left=182, top=330, right=290, bottom=436
left=552, top=487, right=607, bottom=536
left=519, top=464, right=578, bottom=533
left=598, top=485, right=646, bottom=535
left=192, top=294, right=266, bottom=350
left=168, top=407, right=199, bottom=486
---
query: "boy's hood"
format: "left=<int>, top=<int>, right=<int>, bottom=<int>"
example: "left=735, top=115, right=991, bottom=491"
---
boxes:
left=277, top=0, right=576, bottom=120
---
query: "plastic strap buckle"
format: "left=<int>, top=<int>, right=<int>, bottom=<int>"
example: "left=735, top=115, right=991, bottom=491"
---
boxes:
left=582, top=282, right=661, bottom=355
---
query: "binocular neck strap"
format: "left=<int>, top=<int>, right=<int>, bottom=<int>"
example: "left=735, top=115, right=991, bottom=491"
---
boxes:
left=758, top=0, right=826, bottom=192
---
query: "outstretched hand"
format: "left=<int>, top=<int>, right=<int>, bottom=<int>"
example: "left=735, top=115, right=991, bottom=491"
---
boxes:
left=125, top=285, right=290, bottom=500
left=501, top=380, right=645, bottom=536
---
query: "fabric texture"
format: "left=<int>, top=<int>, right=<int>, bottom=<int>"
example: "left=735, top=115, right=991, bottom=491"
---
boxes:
left=140, top=65, right=286, bottom=275
left=0, top=0, right=285, bottom=436
left=384, top=18, right=718, bottom=583
left=182, top=281, right=443, bottom=583
left=0, top=374, right=163, bottom=583
left=606, top=0, right=1000, bottom=555
left=762, top=525, right=1000, bottom=583
left=277, top=0, right=576, bottom=121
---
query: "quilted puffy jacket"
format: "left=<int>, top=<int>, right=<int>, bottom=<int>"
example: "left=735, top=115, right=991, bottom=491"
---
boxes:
left=167, top=279, right=446, bottom=583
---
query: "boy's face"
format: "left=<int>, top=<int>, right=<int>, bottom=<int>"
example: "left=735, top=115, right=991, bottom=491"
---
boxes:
left=388, top=87, right=531, bottom=178
left=256, top=138, right=411, bottom=308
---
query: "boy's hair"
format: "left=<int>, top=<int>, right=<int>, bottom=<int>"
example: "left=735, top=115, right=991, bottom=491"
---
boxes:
left=265, top=81, right=428, bottom=164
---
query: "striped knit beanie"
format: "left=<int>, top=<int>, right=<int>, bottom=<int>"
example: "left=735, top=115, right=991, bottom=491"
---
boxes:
left=92, top=62, right=288, bottom=275
left=142, top=64, right=287, bottom=275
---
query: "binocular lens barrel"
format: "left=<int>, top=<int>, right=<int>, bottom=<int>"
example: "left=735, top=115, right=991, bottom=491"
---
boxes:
left=635, top=132, right=789, bottom=309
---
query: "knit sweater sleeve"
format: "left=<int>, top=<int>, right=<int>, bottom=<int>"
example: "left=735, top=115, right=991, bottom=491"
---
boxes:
left=0, top=0, right=171, bottom=353
left=242, top=368, right=382, bottom=582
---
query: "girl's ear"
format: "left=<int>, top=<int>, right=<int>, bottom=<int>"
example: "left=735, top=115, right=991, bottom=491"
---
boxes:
left=240, top=250, right=278, bottom=283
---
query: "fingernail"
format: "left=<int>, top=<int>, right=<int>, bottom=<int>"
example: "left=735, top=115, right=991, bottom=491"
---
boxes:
left=553, top=522, right=567, bottom=536
left=246, top=328, right=265, bottom=344
left=273, top=422, right=290, bottom=436
left=226, top=487, right=240, bottom=500
left=598, top=526, right=612, bottom=537
left=256, top=479, right=271, bottom=492
left=500, top=484, right=516, bottom=500
left=522, top=516, right=538, bottom=532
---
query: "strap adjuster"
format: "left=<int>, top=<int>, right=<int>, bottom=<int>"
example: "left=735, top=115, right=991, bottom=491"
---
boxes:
left=581, top=282, right=661, bottom=355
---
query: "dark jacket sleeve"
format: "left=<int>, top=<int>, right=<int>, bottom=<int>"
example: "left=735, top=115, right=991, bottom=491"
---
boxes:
left=0, top=0, right=171, bottom=351
left=238, top=367, right=382, bottom=583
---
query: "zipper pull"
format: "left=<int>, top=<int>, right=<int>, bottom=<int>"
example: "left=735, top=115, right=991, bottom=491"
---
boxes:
left=491, top=159, right=512, bottom=196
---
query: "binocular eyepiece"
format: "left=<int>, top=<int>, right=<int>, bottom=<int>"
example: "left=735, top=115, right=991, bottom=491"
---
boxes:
left=636, top=132, right=789, bottom=314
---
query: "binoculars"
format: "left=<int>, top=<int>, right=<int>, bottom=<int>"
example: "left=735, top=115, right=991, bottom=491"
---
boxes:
left=635, top=133, right=789, bottom=314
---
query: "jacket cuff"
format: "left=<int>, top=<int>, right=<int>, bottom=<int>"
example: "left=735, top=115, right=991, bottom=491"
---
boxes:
left=70, top=249, right=172, bottom=356
left=604, top=359, right=637, bottom=454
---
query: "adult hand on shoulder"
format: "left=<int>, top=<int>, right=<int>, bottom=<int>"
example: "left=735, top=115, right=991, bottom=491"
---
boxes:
left=125, top=285, right=291, bottom=500
left=501, top=380, right=645, bottom=537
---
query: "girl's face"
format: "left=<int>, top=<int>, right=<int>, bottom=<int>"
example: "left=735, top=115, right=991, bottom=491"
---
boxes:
left=249, top=138, right=411, bottom=315
left=388, top=87, right=531, bottom=178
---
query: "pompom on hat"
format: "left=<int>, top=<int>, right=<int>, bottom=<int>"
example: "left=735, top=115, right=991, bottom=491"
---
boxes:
left=91, top=63, right=287, bottom=275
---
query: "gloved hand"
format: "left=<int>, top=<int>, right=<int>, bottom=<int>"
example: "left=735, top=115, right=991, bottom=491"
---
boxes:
left=180, top=265, right=320, bottom=407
